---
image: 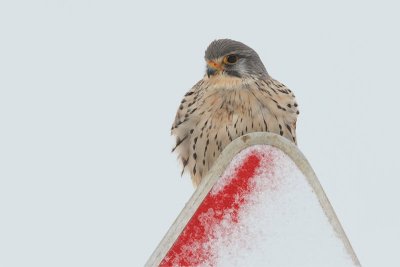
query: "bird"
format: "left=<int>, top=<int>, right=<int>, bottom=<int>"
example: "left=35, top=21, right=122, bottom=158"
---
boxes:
left=171, top=39, right=299, bottom=187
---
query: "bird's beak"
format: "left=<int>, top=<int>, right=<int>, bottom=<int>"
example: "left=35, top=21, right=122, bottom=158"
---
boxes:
left=207, top=60, right=223, bottom=78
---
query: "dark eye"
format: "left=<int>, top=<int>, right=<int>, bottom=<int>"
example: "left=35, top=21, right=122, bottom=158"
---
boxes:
left=224, top=55, right=238, bottom=64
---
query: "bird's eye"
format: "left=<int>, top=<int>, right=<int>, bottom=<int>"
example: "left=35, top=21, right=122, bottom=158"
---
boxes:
left=224, top=55, right=238, bottom=64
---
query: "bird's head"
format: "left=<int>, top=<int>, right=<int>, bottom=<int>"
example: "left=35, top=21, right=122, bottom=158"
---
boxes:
left=204, top=39, right=268, bottom=79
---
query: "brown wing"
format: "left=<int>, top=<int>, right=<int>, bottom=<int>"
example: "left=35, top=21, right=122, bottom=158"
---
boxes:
left=171, top=80, right=205, bottom=175
left=252, top=78, right=299, bottom=144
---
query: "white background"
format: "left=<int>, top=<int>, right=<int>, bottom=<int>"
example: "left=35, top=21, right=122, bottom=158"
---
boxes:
left=1, top=1, right=399, bottom=266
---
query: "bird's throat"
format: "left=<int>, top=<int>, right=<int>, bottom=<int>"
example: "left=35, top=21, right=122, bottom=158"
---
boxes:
left=206, top=75, right=247, bottom=91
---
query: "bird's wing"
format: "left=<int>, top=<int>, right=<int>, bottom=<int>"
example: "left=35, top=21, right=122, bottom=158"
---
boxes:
left=171, top=80, right=205, bottom=174
left=253, top=78, right=299, bottom=144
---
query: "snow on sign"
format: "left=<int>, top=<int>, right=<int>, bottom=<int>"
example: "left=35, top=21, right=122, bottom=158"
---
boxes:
left=146, top=132, right=360, bottom=267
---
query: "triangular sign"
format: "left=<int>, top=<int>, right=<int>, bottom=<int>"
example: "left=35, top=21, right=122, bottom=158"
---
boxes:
left=146, top=133, right=360, bottom=266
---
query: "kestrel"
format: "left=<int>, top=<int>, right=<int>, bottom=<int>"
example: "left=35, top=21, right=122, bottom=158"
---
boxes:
left=171, top=39, right=299, bottom=187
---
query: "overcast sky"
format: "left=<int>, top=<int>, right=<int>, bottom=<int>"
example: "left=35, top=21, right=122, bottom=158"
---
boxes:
left=1, top=1, right=399, bottom=266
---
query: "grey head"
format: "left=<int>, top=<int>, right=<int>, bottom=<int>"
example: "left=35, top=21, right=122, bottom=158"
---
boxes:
left=204, top=39, right=268, bottom=79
